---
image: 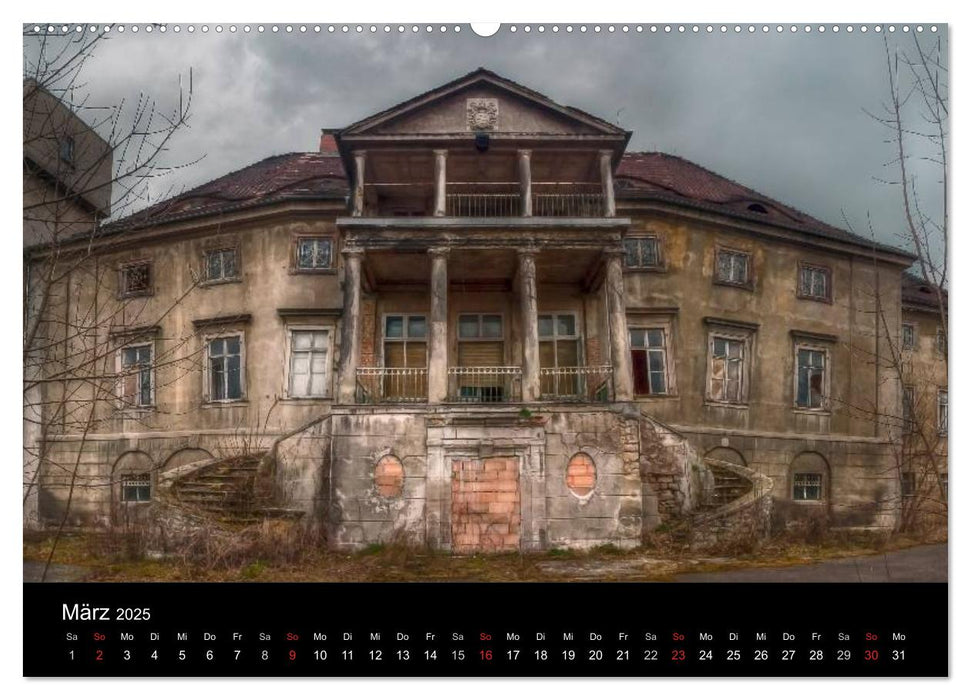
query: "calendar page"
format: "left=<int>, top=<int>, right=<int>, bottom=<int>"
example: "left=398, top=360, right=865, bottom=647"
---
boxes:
left=22, top=16, right=949, bottom=680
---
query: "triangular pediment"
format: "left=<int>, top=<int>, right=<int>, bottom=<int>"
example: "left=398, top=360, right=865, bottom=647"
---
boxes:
left=340, top=68, right=627, bottom=138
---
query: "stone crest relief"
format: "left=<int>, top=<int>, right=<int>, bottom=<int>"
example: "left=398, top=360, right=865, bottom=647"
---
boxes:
left=466, top=98, right=498, bottom=131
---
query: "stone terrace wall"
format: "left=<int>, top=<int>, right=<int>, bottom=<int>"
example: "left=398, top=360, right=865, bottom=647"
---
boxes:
left=542, top=409, right=642, bottom=549
left=327, top=410, right=429, bottom=550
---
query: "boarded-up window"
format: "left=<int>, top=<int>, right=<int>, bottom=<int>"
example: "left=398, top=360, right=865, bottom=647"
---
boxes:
left=374, top=455, right=404, bottom=498
left=566, top=453, right=596, bottom=497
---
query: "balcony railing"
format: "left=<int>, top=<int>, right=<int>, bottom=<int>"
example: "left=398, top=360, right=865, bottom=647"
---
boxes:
left=448, top=366, right=523, bottom=403
left=446, top=192, right=520, bottom=217
left=441, top=184, right=605, bottom=218
left=540, top=365, right=614, bottom=402
left=356, top=367, right=428, bottom=404
left=532, top=192, right=604, bottom=218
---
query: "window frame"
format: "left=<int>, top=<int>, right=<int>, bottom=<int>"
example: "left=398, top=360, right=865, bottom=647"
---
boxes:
left=792, top=472, right=824, bottom=501
left=705, top=329, right=752, bottom=406
left=793, top=341, right=831, bottom=411
left=118, top=260, right=154, bottom=298
left=203, top=246, right=241, bottom=285
left=938, top=388, right=948, bottom=436
left=120, top=472, right=152, bottom=503
left=713, top=246, right=754, bottom=290
left=292, top=235, right=336, bottom=273
left=116, top=340, right=156, bottom=410
left=380, top=313, right=429, bottom=368
left=283, top=325, right=334, bottom=399
left=936, top=326, right=947, bottom=355
left=622, top=235, right=664, bottom=271
left=901, top=322, right=916, bottom=351
left=456, top=312, right=505, bottom=343
left=202, top=331, right=246, bottom=404
left=900, top=472, right=916, bottom=499
left=797, top=262, right=833, bottom=303
left=629, top=324, right=675, bottom=397
left=902, top=384, right=916, bottom=435
left=538, top=311, right=581, bottom=366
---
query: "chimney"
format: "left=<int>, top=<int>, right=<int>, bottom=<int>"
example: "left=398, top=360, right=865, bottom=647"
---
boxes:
left=319, top=128, right=339, bottom=154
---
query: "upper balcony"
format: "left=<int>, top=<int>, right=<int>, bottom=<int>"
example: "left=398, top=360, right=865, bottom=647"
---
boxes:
left=348, top=146, right=619, bottom=220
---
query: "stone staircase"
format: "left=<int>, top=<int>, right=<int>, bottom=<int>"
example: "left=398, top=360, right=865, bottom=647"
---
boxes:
left=705, top=463, right=754, bottom=508
left=168, top=453, right=303, bottom=524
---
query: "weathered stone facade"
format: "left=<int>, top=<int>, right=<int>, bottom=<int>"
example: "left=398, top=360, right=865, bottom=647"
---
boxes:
left=24, top=68, right=934, bottom=549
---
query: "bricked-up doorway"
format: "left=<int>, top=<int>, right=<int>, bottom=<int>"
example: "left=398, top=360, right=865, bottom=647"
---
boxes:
left=450, top=457, right=521, bottom=552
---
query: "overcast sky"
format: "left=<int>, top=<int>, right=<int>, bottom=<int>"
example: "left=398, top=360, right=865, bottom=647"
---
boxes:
left=24, top=24, right=947, bottom=257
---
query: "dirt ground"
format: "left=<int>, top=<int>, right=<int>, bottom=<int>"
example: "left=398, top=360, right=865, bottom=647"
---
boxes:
left=23, top=528, right=947, bottom=583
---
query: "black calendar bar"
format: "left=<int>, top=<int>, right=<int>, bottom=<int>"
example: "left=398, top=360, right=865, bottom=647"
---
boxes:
left=24, top=582, right=947, bottom=677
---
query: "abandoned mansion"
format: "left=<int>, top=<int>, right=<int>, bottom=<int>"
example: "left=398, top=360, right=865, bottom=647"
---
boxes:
left=24, top=69, right=947, bottom=550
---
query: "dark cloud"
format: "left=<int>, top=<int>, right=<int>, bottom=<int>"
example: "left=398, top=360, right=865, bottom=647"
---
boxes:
left=25, top=25, right=947, bottom=258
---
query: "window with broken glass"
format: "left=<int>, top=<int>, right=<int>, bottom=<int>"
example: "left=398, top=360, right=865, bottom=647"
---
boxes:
left=205, top=248, right=239, bottom=282
left=120, top=343, right=154, bottom=408
left=792, top=472, right=822, bottom=501
left=798, top=264, right=831, bottom=301
left=715, top=249, right=751, bottom=287
left=120, top=262, right=152, bottom=297
left=121, top=473, right=151, bottom=502
left=630, top=328, right=669, bottom=396
left=295, top=237, right=333, bottom=270
left=623, top=237, right=661, bottom=269
left=208, top=336, right=243, bottom=401
left=708, top=335, right=745, bottom=403
left=795, top=347, right=827, bottom=409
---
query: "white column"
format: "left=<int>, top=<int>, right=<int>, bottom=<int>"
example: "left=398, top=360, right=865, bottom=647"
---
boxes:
left=519, top=249, right=540, bottom=402
left=336, top=248, right=364, bottom=403
left=352, top=151, right=367, bottom=217
left=518, top=149, right=532, bottom=217
left=605, top=250, right=633, bottom=400
left=599, top=149, right=616, bottom=218
left=428, top=247, right=449, bottom=404
left=433, top=149, right=448, bottom=217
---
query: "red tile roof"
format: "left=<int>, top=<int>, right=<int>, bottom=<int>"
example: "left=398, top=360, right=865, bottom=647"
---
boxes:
left=902, top=271, right=947, bottom=311
left=98, top=152, right=348, bottom=234
left=616, top=152, right=905, bottom=254
left=92, top=149, right=911, bottom=260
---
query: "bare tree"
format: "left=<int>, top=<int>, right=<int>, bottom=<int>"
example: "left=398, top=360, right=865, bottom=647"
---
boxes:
left=863, top=31, right=948, bottom=532
left=23, top=26, right=202, bottom=576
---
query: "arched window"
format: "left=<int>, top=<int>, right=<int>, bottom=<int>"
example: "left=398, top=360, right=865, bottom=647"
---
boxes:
left=790, top=452, right=830, bottom=502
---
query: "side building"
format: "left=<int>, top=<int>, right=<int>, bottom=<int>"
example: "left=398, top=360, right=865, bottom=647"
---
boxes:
left=23, top=78, right=112, bottom=527
left=26, top=69, right=931, bottom=548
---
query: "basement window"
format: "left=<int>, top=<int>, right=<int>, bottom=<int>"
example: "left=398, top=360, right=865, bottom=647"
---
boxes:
left=792, top=473, right=822, bottom=501
left=121, top=473, right=152, bottom=503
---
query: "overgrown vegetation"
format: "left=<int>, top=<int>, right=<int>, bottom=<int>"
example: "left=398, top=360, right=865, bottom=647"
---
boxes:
left=24, top=524, right=944, bottom=583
